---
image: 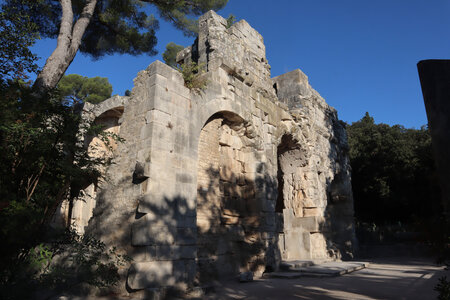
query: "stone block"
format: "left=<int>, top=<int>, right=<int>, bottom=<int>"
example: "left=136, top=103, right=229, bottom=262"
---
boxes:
left=137, top=193, right=173, bottom=214
left=291, top=216, right=321, bottom=232
left=310, top=233, right=328, bottom=259
left=148, top=73, right=168, bottom=89
left=284, top=231, right=311, bottom=260
left=131, top=221, right=175, bottom=246
left=169, top=81, right=190, bottom=99
left=132, top=246, right=157, bottom=262
left=146, top=60, right=176, bottom=79
left=156, top=245, right=196, bottom=260
left=145, top=109, right=171, bottom=125
left=303, top=207, right=321, bottom=217
left=176, top=227, right=197, bottom=245
left=140, top=123, right=154, bottom=140
left=127, top=261, right=174, bottom=289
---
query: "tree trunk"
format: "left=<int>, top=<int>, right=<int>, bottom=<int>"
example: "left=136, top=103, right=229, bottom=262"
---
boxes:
left=33, top=0, right=97, bottom=96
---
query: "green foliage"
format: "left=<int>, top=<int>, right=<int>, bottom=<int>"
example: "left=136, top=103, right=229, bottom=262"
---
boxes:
left=0, top=0, right=39, bottom=85
left=58, top=74, right=112, bottom=104
left=155, top=0, right=228, bottom=37
left=0, top=80, right=122, bottom=298
left=435, top=276, right=450, bottom=300
left=226, top=14, right=236, bottom=28
left=0, top=3, right=130, bottom=297
left=2, top=0, right=228, bottom=60
left=177, top=61, right=207, bottom=92
left=162, top=42, right=184, bottom=68
left=347, top=112, right=441, bottom=223
left=0, top=229, right=130, bottom=299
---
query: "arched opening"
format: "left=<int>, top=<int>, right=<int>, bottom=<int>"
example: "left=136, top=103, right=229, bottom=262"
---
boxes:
left=196, top=111, right=264, bottom=283
left=70, top=106, right=124, bottom=234
left=276, top=134, right=308, bottom=259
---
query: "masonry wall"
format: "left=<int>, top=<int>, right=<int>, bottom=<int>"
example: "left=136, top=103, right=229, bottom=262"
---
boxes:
left=73, top=10, right=356, bottom=294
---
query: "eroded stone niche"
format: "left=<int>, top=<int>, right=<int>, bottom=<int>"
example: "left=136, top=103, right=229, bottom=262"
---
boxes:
left=71, top=107, right=123, bottom=234
left=276, top=134, right=328, bottom=260
left=196, top=112, right=265, bottom=282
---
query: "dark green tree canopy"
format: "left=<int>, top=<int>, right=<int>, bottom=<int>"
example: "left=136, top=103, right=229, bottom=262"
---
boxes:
left=162, top=42, right=184, bottom=68
left=347, top=112, right=440, bottom=223
left=58, top=74, right=112, bottom=104
left=0, top=0, right=39, bottom=85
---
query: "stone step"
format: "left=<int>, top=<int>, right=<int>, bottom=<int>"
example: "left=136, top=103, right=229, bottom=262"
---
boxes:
left=297, top=261, right=369, bottom=277
left=265, top=261, right=369, bottom=279
left=279, top=260, right=314, bottom=271
left=265, top=272, right=303, bottom=279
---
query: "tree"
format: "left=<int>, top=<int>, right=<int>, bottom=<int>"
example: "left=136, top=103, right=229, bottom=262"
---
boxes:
left=347, top=112, right=440, bottom=223
left=162, top=42, right=184, bottom=68
left=1, top=0, right=228, bottom=95
left=0, top=5, right=126, bottom=298
left=0, top=0, right=39, bottom=86
left=58, top=74, right=112, bottom=104
left=226, top=13, right=236, bottom=28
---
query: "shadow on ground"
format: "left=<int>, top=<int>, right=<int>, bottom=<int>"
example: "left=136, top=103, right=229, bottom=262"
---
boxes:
left=201, top=257, right=447, bottom=300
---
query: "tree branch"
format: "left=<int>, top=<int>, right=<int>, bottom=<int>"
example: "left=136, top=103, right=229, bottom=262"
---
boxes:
left=70, top=0, right=97, bottom=55
left=33, top=0, right=75, bottom=94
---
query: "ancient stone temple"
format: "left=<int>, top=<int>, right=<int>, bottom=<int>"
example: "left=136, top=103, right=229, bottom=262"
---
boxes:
left=68, top=10, right=356, bottom=294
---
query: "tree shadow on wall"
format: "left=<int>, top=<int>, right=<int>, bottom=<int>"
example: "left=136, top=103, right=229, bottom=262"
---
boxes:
left=121, top=162, right=281, bottom=298
left=196, top=164, right=280, bottom=285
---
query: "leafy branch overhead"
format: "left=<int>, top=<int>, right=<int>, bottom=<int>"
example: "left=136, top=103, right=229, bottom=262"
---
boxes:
left=2, top=0, right=228, bottom=94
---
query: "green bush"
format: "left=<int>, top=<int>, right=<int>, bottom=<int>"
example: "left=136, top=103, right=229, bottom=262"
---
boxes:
left=177, top=61, right=207, bottom=93
left=0, top=229, right=130, bottom=299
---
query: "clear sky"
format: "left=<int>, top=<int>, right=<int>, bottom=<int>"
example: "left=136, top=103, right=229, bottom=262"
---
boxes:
left=31, top=0, right=450, bottom=128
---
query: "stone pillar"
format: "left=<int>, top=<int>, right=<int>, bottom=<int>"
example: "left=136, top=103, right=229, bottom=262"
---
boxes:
left=417, top=59, right=450, bottom=216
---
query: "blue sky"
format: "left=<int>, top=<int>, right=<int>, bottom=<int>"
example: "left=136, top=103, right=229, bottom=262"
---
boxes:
left=31, top=0, right=450, bottom=128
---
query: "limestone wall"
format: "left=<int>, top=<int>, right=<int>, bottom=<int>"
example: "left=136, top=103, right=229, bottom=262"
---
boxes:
left=72, top=10, right=356, bottom=294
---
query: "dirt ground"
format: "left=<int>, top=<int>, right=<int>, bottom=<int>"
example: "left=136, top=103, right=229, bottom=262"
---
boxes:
left=202, top=257, right=448, bottom=300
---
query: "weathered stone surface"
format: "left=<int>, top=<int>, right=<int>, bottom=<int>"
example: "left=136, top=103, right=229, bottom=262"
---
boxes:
left=65, top=10, right=357, bottom=294
left=128, top=261, right=174, bottom=289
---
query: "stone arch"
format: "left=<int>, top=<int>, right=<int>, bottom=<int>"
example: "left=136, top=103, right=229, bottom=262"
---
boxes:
left=85, top=106, right=124, bottom=155
left=71, top=106, right=124, bottom=234
left=89, top=95, right=127, bottom=120
left=276, top=134, right=306, bottom=213
left=197, top=98, right=251, bottom=134
left=196, top=110, right=265, bottom=283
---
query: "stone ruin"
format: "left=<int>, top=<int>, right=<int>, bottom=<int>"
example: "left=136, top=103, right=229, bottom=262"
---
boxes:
left=60, top=10, right=357, bottom=294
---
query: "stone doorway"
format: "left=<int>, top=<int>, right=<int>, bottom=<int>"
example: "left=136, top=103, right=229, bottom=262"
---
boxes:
left=196, top=112, right=264, bottom=283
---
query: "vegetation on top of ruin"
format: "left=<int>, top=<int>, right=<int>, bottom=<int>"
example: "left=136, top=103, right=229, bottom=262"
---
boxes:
left=178, top=61, right=208, bottom=93
left=226, top=14, right=237, bottom=28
